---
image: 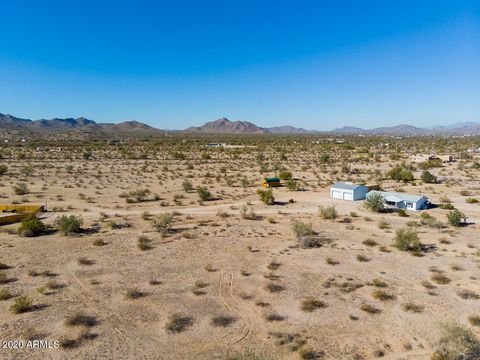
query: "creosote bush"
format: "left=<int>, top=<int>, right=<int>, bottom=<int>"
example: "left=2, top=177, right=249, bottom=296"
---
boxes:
left=257, top=189, right=275, bottom=205
left=10, top=296, right=33, bottom=314
left=393, top=228, right=421, bottom=253
left=18, top=215, right=45, bottom=237
left=319, top=204, right=337, bottom=220
left=153, top=213, right=173, bottom=235
left=291, top=221, right=314, bottom=239
left=364, top=193, right=385, bottom=212
left=55, top=215, right=83, bottom=235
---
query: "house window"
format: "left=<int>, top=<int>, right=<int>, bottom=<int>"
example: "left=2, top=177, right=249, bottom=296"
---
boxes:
left=407, top=202, right=413, bottom=208
left=386, top=201, right=396, bottom=206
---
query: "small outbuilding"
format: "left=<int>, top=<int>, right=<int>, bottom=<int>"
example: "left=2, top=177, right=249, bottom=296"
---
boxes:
left=330, top=182, right=369, bottom=201
left=366, top=190, right=429, bottom=211
left=262, top=177, right=281, bottom=188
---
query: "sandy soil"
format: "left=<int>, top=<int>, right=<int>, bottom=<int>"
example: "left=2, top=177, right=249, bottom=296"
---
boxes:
left=0, top=145, right=479, bottom=359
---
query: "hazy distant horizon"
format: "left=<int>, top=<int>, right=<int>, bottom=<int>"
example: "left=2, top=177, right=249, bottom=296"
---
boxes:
left=0, top=1, right=478, bottom=130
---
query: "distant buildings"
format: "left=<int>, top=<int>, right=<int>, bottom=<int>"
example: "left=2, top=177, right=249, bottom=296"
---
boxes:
left=410, top=154, right=453, bottom=163
left=330, top=183, right=369, bottom=201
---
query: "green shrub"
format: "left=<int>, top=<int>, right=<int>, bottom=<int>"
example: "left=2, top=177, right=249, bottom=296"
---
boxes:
left=447, top=209, right=465, bottom=227
left=364, top=193, right=385, bottom=212
left=197, top=187, right=213, bottom=201
left=431, top=323, right=480, bottom=360
left=55, top=215, right=83, bottom=235
left=0, top=164, right=7, bottom=175
left=319, top=205, right=337, bottom=220
left=257, top=189, right=275, bottom=205
left=182, top=180, right=193, bottom=192
left=165, top=313, right=194, bottom=333
left=10, top=296, right=33, bottom=314
left=421, top=170, right=437, bottom=184
left=18, top=215, right=45, bottom=237
left=153, top=213, right=173, bottom=235
left=277, top=170, right=292, bottom=180
left=393, top=228, right=421, bottom=252
left=13, top=183, right=29, bottom=195
left=291, top=221, right=314, bottom=239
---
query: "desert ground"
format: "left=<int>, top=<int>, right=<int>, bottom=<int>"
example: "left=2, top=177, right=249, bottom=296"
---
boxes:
left=1, top=135, right=480, bottom=359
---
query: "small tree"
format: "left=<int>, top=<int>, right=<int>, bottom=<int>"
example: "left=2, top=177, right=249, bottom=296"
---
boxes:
left=421, top=170, right=437, bottom=184
left=153, top=213, right=173, bottom=235
left=285, top=179, right=297, bottom=191
left=55, top=215, right=83, bottom=235
left=364, top=193, right=385, bottom=212
left=18, top=215, right=45, bottom=237
left=277, top=170, right=292, bottom=180
left=393, top=228, right=421, bottom=252
left=197, top=187, right=212, bottom=201
left=257, top=189, right=275, bottom=205
left=447, top=209, right=465, bottom=227
left=0, top=164, right=8, bottom=175
left=128, top=189, right=151, bottom=202
left=182, top=180, right=193, bottom=193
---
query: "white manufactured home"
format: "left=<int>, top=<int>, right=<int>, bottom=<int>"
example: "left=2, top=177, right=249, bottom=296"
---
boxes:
left=330, top=183, right=369, bottom=201
left=366, top=190, right=429, bottom=211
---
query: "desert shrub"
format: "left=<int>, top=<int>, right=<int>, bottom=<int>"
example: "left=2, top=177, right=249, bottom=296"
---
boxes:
left=439, top=203, right=455, bottom=210
left=371, top=279, right=388, bottom=288
left=277, top=170, right=292, bottom=180
left=360, top=304, right=380, bottom=314
left=153, top=213, right=173, bottom=235
left=257, top=189, right=274, bottom=205
left=64, top=313, right=97, bottom=327
left=364, top=193, right=385, bottom=212
left=285, top=179, right=297, bottom=191
left=10, top=296, right=33, bottom=314
left=291, top=221, right=314, bottom=239
left=372, top=289, right=395, bottom=301
left=387, top=165, right=414, bottom=182
left=468, top=315, right=480, bottom=327
left=127, top=189, right=151, bottom=202
left=165, top=313, right=194, bottom=333
left=300, top=297, right=326, bottom=312
left=265, top=283, right=284, bottom=293
left=138, top=235, right=153, bottom=250
left=466, top=198, right=479, bottom=204
left=457, top=290, right=480, bottom=300
left=197, top=186, right=212, bottom=201
left=362, top=238, right=378, bottom=247
left=93, top=239, right=107, bottom=246
left=227, top=350, right=272, bottom=360
left=356, top=254, right=370, bottom=262
left=421, top=170, right=438, bottom=184
left=240, top=205, right=257, bottom=220
left=55, top=215, right=83, bottom=235
left=18, top=215, right=45, bottom=237
left=393, top=228, right=421, bottom=252
left=431, top=323, right=480, bottom=360
left=431, top=273, right=451, bottom=285
left=402, top=302, right=424, bottom=313
left=13, top=183, right=29, bottom=195
left=182, top=180, right=193, bottom=192
left=0, top=272, right=8, bottom=284
left=211, top=315, right=236, bottom=327
left=319, top=205, right=337, bottom=220
left=0, top=288, right=12, bottom=300
left=0, top=164, right=7, bottom=175
left=125, top=287, right=144, bottom=299
left=447, top=209, right=465, bottom=227
left=398, top=209, right=408, bottom=217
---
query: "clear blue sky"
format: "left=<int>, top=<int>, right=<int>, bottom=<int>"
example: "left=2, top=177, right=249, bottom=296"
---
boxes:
left=0, top=0, right=478, bottom=130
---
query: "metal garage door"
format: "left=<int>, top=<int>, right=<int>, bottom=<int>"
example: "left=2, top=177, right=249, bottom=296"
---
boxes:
left=331, top=190, right=342, bottom=199
left=343, top=192, right=353, bottom=201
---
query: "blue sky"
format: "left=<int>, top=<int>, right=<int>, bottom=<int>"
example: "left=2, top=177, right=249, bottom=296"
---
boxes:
left=0, top=0, right=479, bottom=130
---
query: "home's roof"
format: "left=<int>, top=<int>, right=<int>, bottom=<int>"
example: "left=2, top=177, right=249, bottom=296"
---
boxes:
left=331, top=182, right=366, bottom=191
left=264, top=177, right=280, bottom=182
left=366, top=190, right=427, bottom=203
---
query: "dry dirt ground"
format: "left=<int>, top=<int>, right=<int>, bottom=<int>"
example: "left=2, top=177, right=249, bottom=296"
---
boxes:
left=0, top=145, right=480, bottom=359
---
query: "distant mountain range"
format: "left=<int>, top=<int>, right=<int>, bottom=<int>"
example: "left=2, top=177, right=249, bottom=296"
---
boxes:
left=0, top=113, right=161, bottom=134
left=1, top=113, right=479, bottom=136
left=184, top=117, right=310, bottom=134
